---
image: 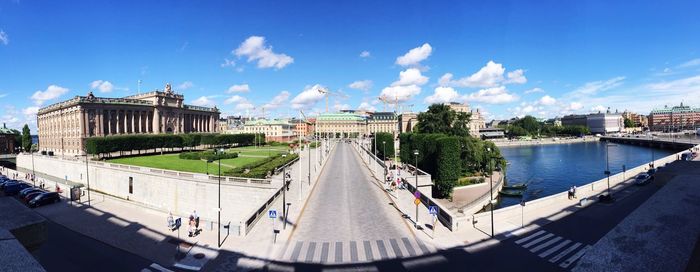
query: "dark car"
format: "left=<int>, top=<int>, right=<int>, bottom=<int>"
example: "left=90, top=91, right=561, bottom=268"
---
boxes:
left=3, top=183, right=31, bottom=195
left=19, top=187, right=43, bottom=198
left=634, top=173, right=651, bottom=186
left=29, top=192, right=60, bottom=208
left=0, top=180, right=18, bottom=190
left=23, top=191, right=45, bottom=203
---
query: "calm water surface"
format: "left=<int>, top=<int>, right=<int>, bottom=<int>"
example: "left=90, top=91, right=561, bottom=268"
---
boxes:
left=497, top=141, right=679, bottom=208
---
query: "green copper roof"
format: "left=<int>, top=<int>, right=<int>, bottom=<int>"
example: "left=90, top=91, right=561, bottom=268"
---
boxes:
left=317, top=112, right=365, bottom=121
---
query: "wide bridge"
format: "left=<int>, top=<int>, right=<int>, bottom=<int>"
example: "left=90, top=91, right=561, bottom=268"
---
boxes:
left=600, top=135, right=698, bottom=150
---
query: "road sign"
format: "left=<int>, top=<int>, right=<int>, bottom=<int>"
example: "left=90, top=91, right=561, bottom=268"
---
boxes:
left=414, top=198, right=421, bottom=205
left=414, top=191, right=421, bottom=198
left=428, top=205, right=438, bottom=215
left=268, top=209, right=277, bottom=219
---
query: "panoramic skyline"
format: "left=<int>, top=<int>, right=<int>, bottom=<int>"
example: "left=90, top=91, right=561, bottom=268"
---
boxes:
left=1, top=0, right=700, bottom=131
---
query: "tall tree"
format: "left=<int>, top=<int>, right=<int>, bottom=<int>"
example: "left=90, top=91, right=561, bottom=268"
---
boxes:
left=451, top=112, right=472, bottom=137
left=21, top=124, right=32, bottom=152
left=416, top=103, right=471, bottom=136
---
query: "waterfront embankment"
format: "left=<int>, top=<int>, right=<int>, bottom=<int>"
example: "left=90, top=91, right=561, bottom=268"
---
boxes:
left=491, top=136, right=598, bottom=147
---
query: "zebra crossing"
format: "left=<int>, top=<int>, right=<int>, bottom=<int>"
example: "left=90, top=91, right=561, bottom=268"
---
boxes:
left=514, top=230, right=592, bottom=269
left=279, top=237, right=435, bottom=264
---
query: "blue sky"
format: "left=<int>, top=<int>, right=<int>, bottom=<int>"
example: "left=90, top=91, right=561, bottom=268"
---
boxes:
left=1, top=0, right=700, bottom=131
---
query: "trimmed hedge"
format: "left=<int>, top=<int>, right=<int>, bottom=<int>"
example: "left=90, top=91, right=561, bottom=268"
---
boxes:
left=371, top=132, right=395, bottom=160
left=178, top=150, right=238, bottom=161
left=86, top=133, right=263, bottom=156
left=226, top=153, right=299, bottom=179
left=434, top=136, right=461, bottom=198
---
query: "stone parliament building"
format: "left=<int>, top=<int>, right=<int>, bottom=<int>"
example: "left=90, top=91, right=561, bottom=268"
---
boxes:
left=37, top=84, right=220, bottom=156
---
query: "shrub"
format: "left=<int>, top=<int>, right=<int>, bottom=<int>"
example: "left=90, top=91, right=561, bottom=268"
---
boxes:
left=434, top=136, right=461, bottom=198
left=226, top=153, right=299, bottom=178
left=178, top=150, right=238, bottom=161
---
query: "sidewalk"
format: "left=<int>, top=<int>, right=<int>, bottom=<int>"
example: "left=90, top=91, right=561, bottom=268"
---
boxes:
left=2, top=141, right=337, bottom=271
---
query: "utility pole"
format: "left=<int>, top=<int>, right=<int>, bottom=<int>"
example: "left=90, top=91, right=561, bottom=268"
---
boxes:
left=217, top=148, right=222, bottom=247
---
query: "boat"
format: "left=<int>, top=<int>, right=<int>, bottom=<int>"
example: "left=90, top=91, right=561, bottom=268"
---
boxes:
left=499, top=190, right=524, bottom=197
left=502, top=183, right=528, bottom=190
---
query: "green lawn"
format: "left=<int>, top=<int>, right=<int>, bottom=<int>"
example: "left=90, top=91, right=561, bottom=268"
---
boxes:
left=227, top=145, right=289, bottom=156
left=107, top=153, right=267, bottom=175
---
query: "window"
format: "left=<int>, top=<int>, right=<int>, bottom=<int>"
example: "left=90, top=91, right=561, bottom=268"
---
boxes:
left=128, top=177, right=133, bottom=194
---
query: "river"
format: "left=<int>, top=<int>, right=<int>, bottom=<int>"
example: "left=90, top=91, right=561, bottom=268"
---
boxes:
left=497, top=141, right=679, bottom=208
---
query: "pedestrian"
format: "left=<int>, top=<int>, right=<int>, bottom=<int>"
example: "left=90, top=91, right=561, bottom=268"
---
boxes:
left=567, top=187, right=573, bottom=200
left=193, top=210, right=200, bottom=231
left=167, top=212, right=174, bottom=229
left=572, top=185, right=577, bottom=199
left=188, top=215, right=194, bottom=237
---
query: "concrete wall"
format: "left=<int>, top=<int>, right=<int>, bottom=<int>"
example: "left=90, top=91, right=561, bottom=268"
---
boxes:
left=16, top=154, right=278, bottom=232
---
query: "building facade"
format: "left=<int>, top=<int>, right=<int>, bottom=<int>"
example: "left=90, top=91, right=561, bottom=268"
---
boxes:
left=446, top=102, right=486, bottom=138
left=242, top=119, right=295, bottom=142
left=367, top=112, right=398, bottom=136
left=561, top=114, right=588, bottom=127
left=622, top=111, right=648, bottom=128
left=398, top=113, right=418, bottom=133
left=37, top=84, right=220, bottom=156
left=0, top=124, right=16, bottom=154
left=316, top=113, right=366, bottom=138
left=648, top=103, right=700, bottom=132
left=587, top=113, right=623, bottom=134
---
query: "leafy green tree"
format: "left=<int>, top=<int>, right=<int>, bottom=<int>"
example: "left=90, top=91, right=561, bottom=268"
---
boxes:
left=623, top=118, right=635, bottom=128
left=434, top=136, right=461, bottom=198
left=416, top=104, right=455, bottom=134
left=371, top=132, right=395, bottom=160
left=451, top=112, right=472, bottom=137
left=21, top=124, right=32, bottom=152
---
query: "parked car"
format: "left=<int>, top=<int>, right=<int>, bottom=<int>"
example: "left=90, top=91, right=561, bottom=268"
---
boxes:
left=3, top=183, right=31, bottom=195
left=23, top=191, right=45, bottom=203
left=28, top=192, right=60, bottom=208
left=635, top=173, right=651, bottom=186
left=0, top=180, right=18, bottom=189
left=19, top=187, right=43, bottom=198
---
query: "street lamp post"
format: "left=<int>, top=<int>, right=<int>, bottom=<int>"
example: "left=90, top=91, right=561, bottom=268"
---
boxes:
left=605, top=143, right=616, bottom=197
left=382, top=141, right=387, bottom=174
left=487, top=147, right=495, bottom=237
left=650, top=136, right=655, bottom=169
left=84, top=149, right=91, bottom=207
left=282, top=168, right=287, bottom=230
left=217, top=148, right=223, bottom=247
left=413, top=149, right=419, bottom=228
left=31, top=149, right=35, bottom=187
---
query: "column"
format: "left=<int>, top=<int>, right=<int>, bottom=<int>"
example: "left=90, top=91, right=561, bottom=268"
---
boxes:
left=153, top=108, right=160, bottom=134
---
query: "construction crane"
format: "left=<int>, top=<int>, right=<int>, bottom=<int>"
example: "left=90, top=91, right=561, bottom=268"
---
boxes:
left=317, top=87, right=348, bottom=113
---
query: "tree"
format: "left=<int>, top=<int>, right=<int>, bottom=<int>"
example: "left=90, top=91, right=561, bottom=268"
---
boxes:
left=416, top=103, right=471, bottom=136
left=624, top=118, right=635, bottom=128
left=21, top=124, right=32, bottom=152
left=371, top=132, right=395, bottom=160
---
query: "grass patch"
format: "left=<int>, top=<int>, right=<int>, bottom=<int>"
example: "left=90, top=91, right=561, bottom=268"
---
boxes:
left=108, top=153, right=268, bottom=175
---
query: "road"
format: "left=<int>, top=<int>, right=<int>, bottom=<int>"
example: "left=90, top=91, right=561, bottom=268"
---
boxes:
left=276, top=142, right=430, bottom=264
left=36, top=218, right=154, bottom=272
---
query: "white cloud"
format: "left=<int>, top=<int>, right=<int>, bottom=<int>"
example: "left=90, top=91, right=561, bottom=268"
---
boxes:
left=524, top=87, right=544, bottom=94
left=227, top=84, right=250, bottom=93
left=235, top=101, right=255, bottom=111
left=221, top=58, right=236, bottom=68
left=177, top=81, right=194, bottom=90
left=571, top=76, right=625, bottom=96
left=0, top=30, right=7, bottom=45
left=425, top=87, right=460, bottom=104
left=440, top=61, right=526, bottom=88
left=234, top=36, right=293, bottom=69
left=348, top=80, right=373, bottom=91
left=379, top=85, right=421, bottom=103
left=90, top=80, right=114, bottom=93
left=190, top=96, right=216, bottom=107
left=462, top=86, right=518, bottom=104
left=31, top=85, right=69, bottom=105
left=333, top=103, right=351, bottom=111
left=395, top=43, right=432, bottom=67
left=505, top=69, right=527, bottom=84
left=590, top=105, right=607, bottom=113
left=359, top=51, right=370, bottom=58
left=357, top=102, right=376, bottom=112
left=568, top=102, right=583, bottom=111
left=22, top=106, right=39, bottom=116
left=538, top=95, right=557, bottom=106
left=647, top=74, right=700, bottom=92
left=262, top=91, right=290, bottom=110
left=679, top=58, right=700, bottom=68
left=224, top=95, right=246, bottom=105
left=391, top=68, right=429, bottom=86
left=290, top=84, right=326, bottom=110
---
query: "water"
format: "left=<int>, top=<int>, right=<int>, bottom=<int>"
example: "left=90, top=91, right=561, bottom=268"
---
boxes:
left=497, top=141, right=678, bottom=208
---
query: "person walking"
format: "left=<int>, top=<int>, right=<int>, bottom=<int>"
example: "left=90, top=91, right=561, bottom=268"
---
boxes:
left=572, top=185, right=577, bottom=199
left=567, top=187, right=573, bottom=200
left=188, top=215, right=194, bottom=237
left=193, top=210, right=200, bottom=233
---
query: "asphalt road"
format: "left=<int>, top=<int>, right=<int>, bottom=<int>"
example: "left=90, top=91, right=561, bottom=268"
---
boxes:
left=36, top=219, right=153, bottom=272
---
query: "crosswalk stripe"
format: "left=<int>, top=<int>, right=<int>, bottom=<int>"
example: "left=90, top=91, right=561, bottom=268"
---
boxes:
left=350, top=241, right=359, bottom=262
left=559, top=245, right=592, bottom=268
left=538, top=239, right=571, bottom=258
left=390, top=238, right=404, bottom=258
left=363, top=240, right=374, bottom=261
left=416, top=239, right=430, bottom=254
left=401, top=237, right=417, bottom=256
left=530, top=236, right=562, bottom=253
left=549, top=242, right=581, bottom=263
left=335, top=241, right=343, bottom=263
left=320, top=242, right=330, bottom=263
left=522, top=233, right=554, bottom=249
left=515, top=230, right=546, bottom=245
left=290, top=241, right=303, bottom=262
left=305, top=242, right=317, bottom=262
left=376, top=240, right=389, bottom=259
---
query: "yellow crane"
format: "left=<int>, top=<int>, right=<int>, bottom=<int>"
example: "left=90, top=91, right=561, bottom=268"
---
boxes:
left=317, top=87, right=348, bottom=113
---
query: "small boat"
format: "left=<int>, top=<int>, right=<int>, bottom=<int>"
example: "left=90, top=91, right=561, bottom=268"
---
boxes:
left=499, top=190, right=524, bottom=197
left=502, top=183, right=528, bottom=190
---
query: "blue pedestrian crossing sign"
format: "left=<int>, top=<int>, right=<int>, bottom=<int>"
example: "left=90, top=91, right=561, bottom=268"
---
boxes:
left=268, top=209, right=277, bottom=219
left=429, top=205, right=438, bottom=215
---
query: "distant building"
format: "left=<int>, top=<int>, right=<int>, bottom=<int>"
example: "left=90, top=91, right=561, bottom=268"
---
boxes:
left=0, top=124, right=16, bottom=154
left=316, top=112, right=366, bottom=138
left=446, top=102, right=485, bottom=138
left=587, top=112, right=624, bottom=134
left=398, top=113, right=418, bottom=133
left=561, top=114, right=588, bottom=127
left=37, top=84, right=220, bottom=156
left=648, top=103, right=700, bottom=132
left=290, top=118, right=311, bottom=137
left=621, top=110, right=648, bottom=128
left=479, top=127, right=506, bottom=139
left=486, top=119, right=507, bottom=128
left=243, top=119, right=295, bottom=142
left=367, top=112, right=398, bottom=136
